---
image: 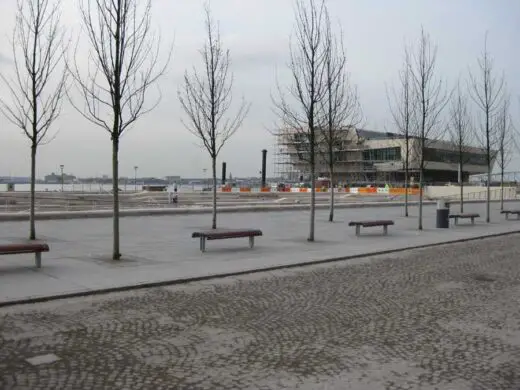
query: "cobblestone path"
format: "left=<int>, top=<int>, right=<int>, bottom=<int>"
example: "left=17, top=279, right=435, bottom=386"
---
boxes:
left=1, top=234, right=520, bottom=389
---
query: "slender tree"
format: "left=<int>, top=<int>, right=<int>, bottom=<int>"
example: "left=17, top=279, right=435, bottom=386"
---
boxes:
left=273, top=0, right=329, bottom=241
left=319, top=11, right=362, bottom=222
left=409, top=28, right=449, bottom=230
left=496, top=95, right=513, bottom=210
left=469, top=33, right=504, bottom=222
left=448, top=82, right=473, bottom=213
left=0, top=0, right=66, bottom=240
left=387, top=46, right=415, bottom=217
left=69, top=0, right=169, bottom=259
left=178, top=3, right=249, bottom=229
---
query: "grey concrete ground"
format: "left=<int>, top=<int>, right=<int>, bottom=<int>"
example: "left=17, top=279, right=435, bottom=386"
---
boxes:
left=1, top=233, right=520, bottom=389
left=0, top=201, right=520, bottom=304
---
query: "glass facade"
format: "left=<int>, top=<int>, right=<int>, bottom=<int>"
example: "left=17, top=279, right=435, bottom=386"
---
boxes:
left=362, top=147, right=401, bottom=161
left=423, top=148, right=487, bottom=165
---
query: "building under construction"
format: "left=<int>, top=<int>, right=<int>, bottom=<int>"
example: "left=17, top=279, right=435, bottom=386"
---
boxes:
left=273, top=127, right=492, bottom=185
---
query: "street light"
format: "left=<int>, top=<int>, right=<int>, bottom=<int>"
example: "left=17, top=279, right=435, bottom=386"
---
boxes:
left=134, top=165, right=138, bottom=192
left=202, top=168, right=207, bottom=189
left=60, top=164, right=64, bottom=192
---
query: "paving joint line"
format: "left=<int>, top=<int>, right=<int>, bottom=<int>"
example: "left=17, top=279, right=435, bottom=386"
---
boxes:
left=1, top=229, right=519, bottom=308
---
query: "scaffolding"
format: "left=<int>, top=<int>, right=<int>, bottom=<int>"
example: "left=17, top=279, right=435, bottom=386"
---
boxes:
left=273, top=128, right=302, bottom=182
left=273, top=127, right=402, bottom=185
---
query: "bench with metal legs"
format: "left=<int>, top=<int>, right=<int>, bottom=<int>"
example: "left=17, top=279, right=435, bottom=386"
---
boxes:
left=192, top=229, right=263, bottom=253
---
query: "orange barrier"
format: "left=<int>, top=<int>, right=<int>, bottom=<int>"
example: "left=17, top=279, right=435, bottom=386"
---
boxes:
left=216, top=186, right=422, bottom=195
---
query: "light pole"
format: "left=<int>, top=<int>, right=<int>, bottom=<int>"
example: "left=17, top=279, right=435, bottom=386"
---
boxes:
left=134, top=165, right=138, bottom=192
left=203, top=168, right=207, bottom=189
left=60, top=164, right=64, bottom=192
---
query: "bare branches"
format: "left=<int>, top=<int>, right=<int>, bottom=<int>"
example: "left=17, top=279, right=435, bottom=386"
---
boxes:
left=388, top=46, right=416, bottom=142
left=178, top=2, right=249, bottom=229
left=68, top=0, right=170, bottom=259
left=408, top=27, right=449, bottom=230
left=273, top=0, right=329, bottom=165
left=68, top=0, right=169, bottom=138
left=448, top=82, right=473, bottom=158
left=409, top=28, right=449, bottom=144
left=387, top=44, right=416, bottom=217
left=318, top=10, right=362, bottom=167
left=0, top=0, right=66, bottom=146
left=0, top=0, right=66, bottom=240
left=496, top=95, right=514, bottom=174
left=468, top=33, right=504, bottom=222
left=178, top=3, right=249, bottom=159
left=469, top=33, right=504, bottom=150
left=272, top=0, right=331, bottom=241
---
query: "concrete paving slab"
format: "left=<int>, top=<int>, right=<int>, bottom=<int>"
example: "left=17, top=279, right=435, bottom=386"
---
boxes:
left=0, top=202, right=519, bottom=304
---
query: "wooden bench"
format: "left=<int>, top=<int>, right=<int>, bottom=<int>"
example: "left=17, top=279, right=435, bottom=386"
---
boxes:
left=348, top=220, right=394, bottom=236
left=500, top=210, right=520, bottom=220
left=0, top=242, right=50, bottom=268
left=448, top=213, right=480, bottom=225
left=192, top=229, right=263, bottom=253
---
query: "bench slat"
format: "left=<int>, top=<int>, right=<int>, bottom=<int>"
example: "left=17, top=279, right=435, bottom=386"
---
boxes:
left=348, top=220, right=394, bottom=227
left=192, top=229, right=262, bottom=239
left=0, top=243, right=49, bottom=255
left=448, top=214, right=479, bottom=218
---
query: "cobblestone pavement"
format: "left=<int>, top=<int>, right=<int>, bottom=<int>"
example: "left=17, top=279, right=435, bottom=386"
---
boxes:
left=1, top=234, right=520, bottom=389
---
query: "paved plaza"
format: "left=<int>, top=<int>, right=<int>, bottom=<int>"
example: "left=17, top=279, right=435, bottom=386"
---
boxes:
left=1, top=233, right=520, bottom=389
left=0, top=201, right=520, bottom=304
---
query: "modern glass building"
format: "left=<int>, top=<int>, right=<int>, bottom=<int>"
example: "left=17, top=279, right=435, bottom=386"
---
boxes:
left=274, top=127, right=493, bottom=185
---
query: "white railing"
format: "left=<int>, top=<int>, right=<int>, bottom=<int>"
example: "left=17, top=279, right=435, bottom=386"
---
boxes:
left=439, top=187, right=518, bottom=202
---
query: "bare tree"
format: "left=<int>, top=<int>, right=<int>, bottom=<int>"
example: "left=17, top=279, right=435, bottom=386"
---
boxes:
left=318, top=12, right=362, bottom=222
left=448, top=82, right=473, bottom=213
left=0, top=0, right=66, bottom=240
left=469, top=33, right=504, bottom=222
left=387, top=46, right=415, bottom=217
left=496, top=95, right=514, bottom=210
left=178, top=4, right=249, bottom=230
left=69, top=0, right=169, bottom=260
left=273, top=0, right=329, bottom=241
left=409, top=28, right=449, bottom=230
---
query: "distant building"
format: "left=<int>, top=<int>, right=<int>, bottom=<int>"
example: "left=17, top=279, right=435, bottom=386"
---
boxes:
left=274, top=127, right=494, bottom=184
left=165, top=176, right=181, bottom=183
left=44, top=172, right=76, bottom=184
left=0, top=176, right=30, bottom=184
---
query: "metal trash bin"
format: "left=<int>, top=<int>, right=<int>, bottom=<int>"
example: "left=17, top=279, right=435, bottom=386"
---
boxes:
left=436, top=199, right=449, bottom=228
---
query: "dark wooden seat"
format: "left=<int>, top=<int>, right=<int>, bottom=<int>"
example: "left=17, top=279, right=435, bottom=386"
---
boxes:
left=448, top=213, right=480, bottom=225
left=500, top=210, right=520, bottom=220
left=192, top=229, right=263, bottom=252
left=348, top=220, right=394, bottom=236
left=0, top=242, right=50, bottom=268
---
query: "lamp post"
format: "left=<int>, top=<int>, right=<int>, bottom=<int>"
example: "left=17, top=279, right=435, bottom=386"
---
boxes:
left=60, top=164, right=64, bottom=192
left=202, top=168, right=207, bottom=189
left=134, top=166, right=138, bottom=192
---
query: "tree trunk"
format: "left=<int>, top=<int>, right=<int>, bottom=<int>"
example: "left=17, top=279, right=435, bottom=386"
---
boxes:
left=211, top=156, right=217, bottom=229
left=328, top=168, right=334, bottom=222
left=418, top=164, right=424, bottom=230
left=309, top=169, right=316, bottom=241
left=112, top=138, right=121, bottom=260
left=460, top=173, right=464, bottom=214
left=404, top=157, right=409, bottom=217
left=29, top=143, right=37, bottom=240
left=486, top=164, right=491, bottom=223
left=500, top=168, right=504, bottom=211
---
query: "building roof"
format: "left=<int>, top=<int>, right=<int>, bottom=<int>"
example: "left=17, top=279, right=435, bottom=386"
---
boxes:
left=356, top=129, right=402, bottom=140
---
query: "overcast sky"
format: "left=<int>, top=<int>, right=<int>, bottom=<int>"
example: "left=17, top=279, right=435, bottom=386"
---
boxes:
left=0, top=0, right=518, bottom=179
